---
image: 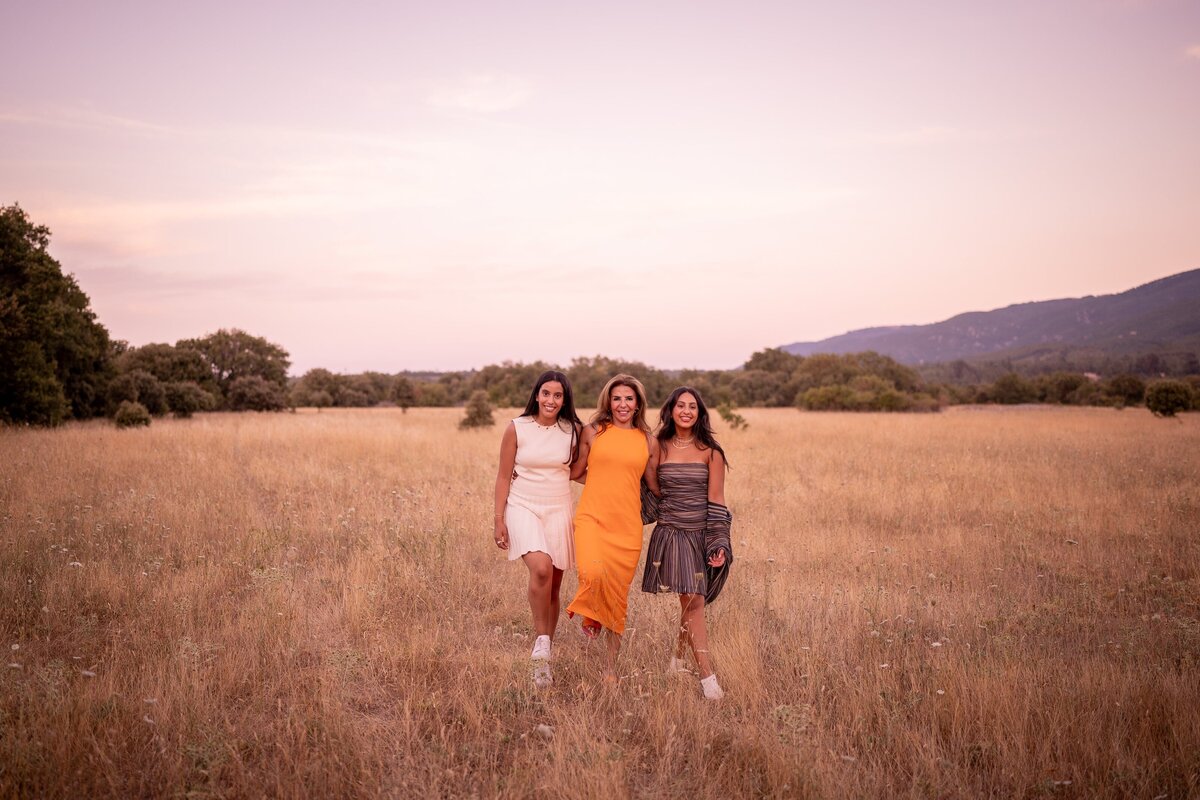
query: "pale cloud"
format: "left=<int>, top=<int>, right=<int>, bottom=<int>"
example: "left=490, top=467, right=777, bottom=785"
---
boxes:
left=1186, top=44, right=1200, bottom=60
left=845, top=125, right=1041, bottom=149
left=75, top=265, right=277, bottom=298
left=73, top=263, right=418, bottom=305
left=0, top=104, right=466, bottom=159
left=855, top=126, right=968, bottom=147
left=427, top=73, right=533, bottom=113
left=0, top=107, right=173, bottom=135
left=49, top=193, right=344, bottom=231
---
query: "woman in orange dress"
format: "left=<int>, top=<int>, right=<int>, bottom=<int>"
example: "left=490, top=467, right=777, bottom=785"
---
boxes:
left=567, top=373, right=659, bottom=683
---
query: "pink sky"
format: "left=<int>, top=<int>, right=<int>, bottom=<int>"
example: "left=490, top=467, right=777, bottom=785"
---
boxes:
left=3, top=0, right=1198, bottom=373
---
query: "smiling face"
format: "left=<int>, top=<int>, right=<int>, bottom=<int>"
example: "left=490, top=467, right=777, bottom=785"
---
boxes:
left=609, top=383, right=638, bottom=427
left=671, top=392, right=699, bottom=433
left=536, top=381, right=564, bottom=422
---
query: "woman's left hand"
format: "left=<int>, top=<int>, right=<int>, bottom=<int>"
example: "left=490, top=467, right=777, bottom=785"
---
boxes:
left=707, top=548, right=726, bottom=568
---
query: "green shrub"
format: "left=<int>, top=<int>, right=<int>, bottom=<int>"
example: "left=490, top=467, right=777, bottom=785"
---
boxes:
left=1065, top=379, right=1102, bottom=406
left=227, top=376, right=286, bottom=411
left=1185, top=376, right=1200, bottom=410
left=908, top=393, right=944, bottom=413
left=870, top=388, right=913, bottom=412
left=107, top=369, right=168, bottom=415
left=1036, top=372, right=1087, bottom=404
left=391, top=377, right=417, bottom=413
left=987, top=373, right=1037, bottom=405
left=165, top=381, right=215, bottom=418
left=421, top=383, right=452, bottom=407
left=799, top=384, right=855, bottom=411
left=1145, top=380, right=1192, bottom=417
left=114, top=400, right=151, bottom=428
left=460, top=390, right=495, bottom=429
left=307, top=390, right=333, bottom=410
left=1104, top=374, right=1146, bottom=407
left=716, top=402, right=748, bottom=430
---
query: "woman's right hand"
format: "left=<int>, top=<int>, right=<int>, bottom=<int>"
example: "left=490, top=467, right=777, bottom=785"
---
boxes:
left=494, top=519, right=510, bottom=550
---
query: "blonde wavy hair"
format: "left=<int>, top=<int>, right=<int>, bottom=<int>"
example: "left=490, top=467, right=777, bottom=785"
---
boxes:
left=590, top=373, right=651, bottom=434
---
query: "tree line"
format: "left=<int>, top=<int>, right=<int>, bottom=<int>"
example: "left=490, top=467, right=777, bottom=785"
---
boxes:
left=2, top=205, right=289, bottom=425
left=3, top=203, right=1197, bottom=427
left=283, top=349, right=1200, bottom=417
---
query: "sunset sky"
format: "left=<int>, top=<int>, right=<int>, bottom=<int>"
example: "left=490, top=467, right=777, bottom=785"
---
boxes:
left=3, top=0, right=1198, bottom=373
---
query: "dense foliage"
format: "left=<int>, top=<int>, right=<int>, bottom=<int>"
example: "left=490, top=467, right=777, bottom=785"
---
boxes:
left=281, top=349, right=1198, bottom=415
left=106, top=331, right=289, bottom=423
left=459, top=390, right=495, bottom=429
left=0, top=205, right=115, bottom=425
left=1145, top=380, right=1194, bottom=417
left=113, top=400, right=151, bottom=428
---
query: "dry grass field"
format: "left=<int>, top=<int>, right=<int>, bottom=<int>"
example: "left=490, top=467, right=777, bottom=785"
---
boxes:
left=1, top=406, right=1198, bottom=799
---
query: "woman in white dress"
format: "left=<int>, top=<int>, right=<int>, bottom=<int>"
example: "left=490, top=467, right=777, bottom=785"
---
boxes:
left=493, top=371, right=583, bottom=688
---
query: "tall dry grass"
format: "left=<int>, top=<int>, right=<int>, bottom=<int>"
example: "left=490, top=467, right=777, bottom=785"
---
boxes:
left=1, top=407, right=1197, bottom=798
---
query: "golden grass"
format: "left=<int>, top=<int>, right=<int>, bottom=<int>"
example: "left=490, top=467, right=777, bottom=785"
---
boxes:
left=1, top=407, right=1198, bottom=798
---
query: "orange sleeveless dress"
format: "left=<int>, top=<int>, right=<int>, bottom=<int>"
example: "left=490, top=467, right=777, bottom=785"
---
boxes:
left=566, top=425, right=649, bottom=635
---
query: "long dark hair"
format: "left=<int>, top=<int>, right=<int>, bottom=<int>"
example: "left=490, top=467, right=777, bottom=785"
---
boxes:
left=655, top=386, right=729, bottom=466
left=521, top=370, right=583, bottom=463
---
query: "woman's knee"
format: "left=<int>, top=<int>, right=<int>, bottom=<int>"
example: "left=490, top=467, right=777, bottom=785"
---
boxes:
left=524, top=555, right=554, bottom=585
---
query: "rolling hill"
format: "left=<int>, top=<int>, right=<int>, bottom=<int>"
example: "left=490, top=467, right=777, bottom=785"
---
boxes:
left=781, top=268, right=1200, bottom=367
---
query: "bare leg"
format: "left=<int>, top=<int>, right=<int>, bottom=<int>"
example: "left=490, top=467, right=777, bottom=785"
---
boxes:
left=675, top=616, right=689, bottom=660
left=678, top=593, right=714, bottom=679
left=549, top=567, right=564, bottom=639
left=521, top=552, right=555, bottom=636
left=603, top=629, right=621, bottom=683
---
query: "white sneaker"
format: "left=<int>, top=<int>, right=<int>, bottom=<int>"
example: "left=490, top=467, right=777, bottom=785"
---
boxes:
left=700, top=674, right=724, bottom=701
left=532, top=661, right=553, bottom=689
left=531, top=635, right=552, bottom=661
left=668, top=656, right=689, bottom=674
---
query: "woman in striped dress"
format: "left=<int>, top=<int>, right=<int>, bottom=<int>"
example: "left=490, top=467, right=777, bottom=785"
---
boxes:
left=641, top=386, right=732, bottom=700
left=493, top=371, right=583, bottom=688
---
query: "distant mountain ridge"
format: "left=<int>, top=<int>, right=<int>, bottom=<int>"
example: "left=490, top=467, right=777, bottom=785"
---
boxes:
left=781, top=269, right=1200, bottom=366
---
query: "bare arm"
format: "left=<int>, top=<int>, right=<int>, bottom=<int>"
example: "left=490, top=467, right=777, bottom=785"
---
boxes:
left=642, top=433, right=661, bottom=497
left=492, top=422, right=517, bottom=550
left=707, top=449, right=726, bottom=506
left=707, top=449, right=727, bottom=566
left=570, top=424, right=595, bottom=482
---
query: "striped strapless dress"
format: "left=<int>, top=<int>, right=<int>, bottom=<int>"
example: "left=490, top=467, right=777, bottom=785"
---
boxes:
left=641, top=462, right=709, bottom=596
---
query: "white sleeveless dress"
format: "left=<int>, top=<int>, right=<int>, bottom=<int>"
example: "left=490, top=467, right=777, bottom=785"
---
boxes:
left=505, top=416, right=576, bottom=570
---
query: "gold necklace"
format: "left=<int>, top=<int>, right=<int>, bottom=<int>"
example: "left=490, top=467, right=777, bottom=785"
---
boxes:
left=671, top=435, right=695, bottom=449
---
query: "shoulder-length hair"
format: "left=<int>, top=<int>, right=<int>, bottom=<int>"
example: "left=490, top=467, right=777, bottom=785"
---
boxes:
left=655, top=385, right=729, bottom=466
left=520, top=370, right=583, bottom=463
left=590, top=373, right=651, bottom=435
